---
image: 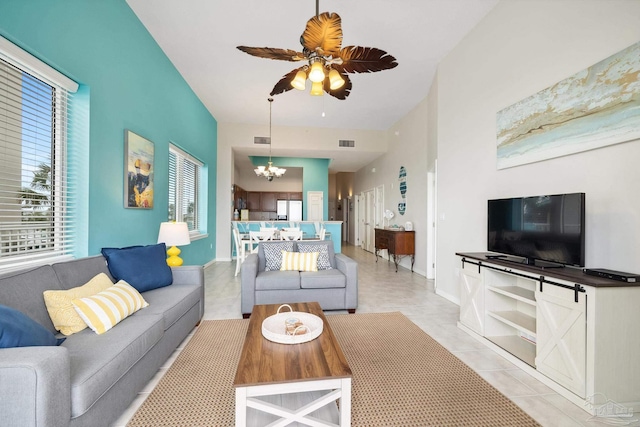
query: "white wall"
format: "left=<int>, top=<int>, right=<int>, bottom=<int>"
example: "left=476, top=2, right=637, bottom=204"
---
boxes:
left=436, top=0, right=640, bottom=303
left=353, top=97, right=430, bottom=276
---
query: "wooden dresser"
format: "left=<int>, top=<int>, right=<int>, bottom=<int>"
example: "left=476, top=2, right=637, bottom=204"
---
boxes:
left=374, top=228, right=415, bottom=272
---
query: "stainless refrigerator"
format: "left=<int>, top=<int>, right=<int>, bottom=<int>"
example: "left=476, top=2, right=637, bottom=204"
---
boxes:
left=277, top=200, right=302, bottom=221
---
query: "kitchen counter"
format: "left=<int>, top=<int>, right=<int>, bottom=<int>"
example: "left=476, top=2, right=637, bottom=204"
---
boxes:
left=232, top=221, right=343, bottom=253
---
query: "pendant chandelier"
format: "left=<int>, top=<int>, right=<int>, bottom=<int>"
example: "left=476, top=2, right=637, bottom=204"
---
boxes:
left=254, top=98, right=286, bottom=181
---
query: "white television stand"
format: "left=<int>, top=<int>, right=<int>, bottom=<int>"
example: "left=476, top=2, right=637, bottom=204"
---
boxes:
left=456, top=252, right=640, bottom=415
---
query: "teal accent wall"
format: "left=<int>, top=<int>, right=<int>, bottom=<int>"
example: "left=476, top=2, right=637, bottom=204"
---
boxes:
left=0, top=0, right=218, bottom=265
left=249, top=156, right=330, bottom=219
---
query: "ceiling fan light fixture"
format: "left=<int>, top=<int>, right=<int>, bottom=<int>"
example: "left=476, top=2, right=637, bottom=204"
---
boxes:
left=309, top=59, right=325, bottom=83
left=310, top=81, right=324, bottom=96
left=328, top=68, right=345, bottom=90
left=291, top=69, right=307, bottom=90
left=237, top=7, right=398, bottom=100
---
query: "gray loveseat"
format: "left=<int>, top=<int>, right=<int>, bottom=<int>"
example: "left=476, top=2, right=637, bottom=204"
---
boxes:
left=0, top=255, right=204, bottom=427
left=241, top=240, right=357, bottom=317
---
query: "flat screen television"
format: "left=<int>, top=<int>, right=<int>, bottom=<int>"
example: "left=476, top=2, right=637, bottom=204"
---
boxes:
left=487, top=193, right=585, bottom=267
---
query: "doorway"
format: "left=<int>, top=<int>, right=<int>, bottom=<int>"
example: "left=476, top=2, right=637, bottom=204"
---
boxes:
left=362, top=189, right=375, bottom=253
left=342, top=197, right=349, bottom=242
left=375, top=185, right=384, bottom=229
left=307, top=191, right=323, bottom=221
left=427, top=161, right=437, bottom=281
left=356, top=193, right=363, bottom=247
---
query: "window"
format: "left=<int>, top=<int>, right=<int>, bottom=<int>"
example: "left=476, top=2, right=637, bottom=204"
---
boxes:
left=0, top=36, right=78, bottom=271
left=168, top=144, right=204, bottom=237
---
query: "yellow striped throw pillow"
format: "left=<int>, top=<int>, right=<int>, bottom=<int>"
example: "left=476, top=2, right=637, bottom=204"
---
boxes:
left=280, top=251, right=319, bottom=272
left=72, top=280, right=148, bottom=335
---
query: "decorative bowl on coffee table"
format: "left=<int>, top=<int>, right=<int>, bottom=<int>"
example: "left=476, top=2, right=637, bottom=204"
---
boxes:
left=261, top=304, right=323, bottom=344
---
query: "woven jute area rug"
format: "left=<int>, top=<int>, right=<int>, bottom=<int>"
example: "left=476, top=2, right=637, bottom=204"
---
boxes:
left=127, top=312, right=540, bottom=426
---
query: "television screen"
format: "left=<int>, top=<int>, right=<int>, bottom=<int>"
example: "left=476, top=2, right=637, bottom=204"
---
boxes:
left=488, top=193, right=585, bottom=267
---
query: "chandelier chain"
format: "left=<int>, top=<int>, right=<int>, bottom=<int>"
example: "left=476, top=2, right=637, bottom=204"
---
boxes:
left=254, top=97, right=285, bottom=181
left=269, top=97, right=273, bottom=161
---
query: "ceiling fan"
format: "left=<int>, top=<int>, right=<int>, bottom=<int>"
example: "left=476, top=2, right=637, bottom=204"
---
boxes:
left=237, top=1, right=398, bottom=100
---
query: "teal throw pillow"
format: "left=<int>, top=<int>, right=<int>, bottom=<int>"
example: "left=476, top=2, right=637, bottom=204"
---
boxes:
left=0, top=304, right=65, bottom=348
left=101, top=243, right=173, bottom=292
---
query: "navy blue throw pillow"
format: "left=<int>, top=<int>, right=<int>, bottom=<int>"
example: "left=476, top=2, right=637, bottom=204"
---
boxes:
left=101, top=243, right=173, bottom=292
left=0, top=304, right=65, bottom=348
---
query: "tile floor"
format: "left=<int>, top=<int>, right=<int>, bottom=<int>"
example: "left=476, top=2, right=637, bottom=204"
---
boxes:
left=112, top=244, right=633, bottom=427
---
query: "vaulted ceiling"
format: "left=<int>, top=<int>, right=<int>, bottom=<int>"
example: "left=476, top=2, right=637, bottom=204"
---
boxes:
left=127, top=0, right=498, bottom=173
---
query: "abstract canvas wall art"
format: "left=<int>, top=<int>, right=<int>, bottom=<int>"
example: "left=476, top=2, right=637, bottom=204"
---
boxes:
left=496, top=41, right=640, bottom=170
left=124, top=130, right=154, bottom=209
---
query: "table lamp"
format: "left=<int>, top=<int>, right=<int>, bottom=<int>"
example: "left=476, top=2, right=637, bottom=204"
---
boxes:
left=157, top=221, right=191, bottom=266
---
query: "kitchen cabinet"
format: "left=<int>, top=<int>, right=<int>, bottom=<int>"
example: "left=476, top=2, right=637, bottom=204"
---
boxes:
left=233, top=185, right=247, bottom=210
left=243, top=191, right=302, bottom=213
left=247, top=192, right=261, bottom=210
left=260, top=192, right=277, bottom=212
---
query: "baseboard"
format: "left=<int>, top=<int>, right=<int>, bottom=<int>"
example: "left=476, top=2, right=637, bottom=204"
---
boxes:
left=435, top=288, right=459, bottom=306
left=203, top=258, right=217, bottom=268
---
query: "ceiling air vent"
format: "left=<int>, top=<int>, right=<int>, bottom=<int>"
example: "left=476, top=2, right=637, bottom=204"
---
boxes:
left=339, top=139, right=355, bottom=148
left=254, top=136, right=271, bottom=145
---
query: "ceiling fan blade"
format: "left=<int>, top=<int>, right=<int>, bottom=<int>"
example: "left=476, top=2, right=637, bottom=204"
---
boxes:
left=335, top=46, right=398, bottom=74
left=237, top=46, right=305, bottom=62
left=270, top=67, right=305, bottom=96
left=301, top=12, right=342, bottom=56
left=323, top=72, right=352, bottom=100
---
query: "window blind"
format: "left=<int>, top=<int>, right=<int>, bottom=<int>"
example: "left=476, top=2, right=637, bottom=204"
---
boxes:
left=168, top=144, right=203, bottom=235
left=0, top=38, right=77, bottom=271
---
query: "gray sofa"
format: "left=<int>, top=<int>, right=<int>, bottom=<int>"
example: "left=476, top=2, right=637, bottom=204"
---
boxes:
left=241, top=240, right=358, bottom=317
left=0, top=255, right=204, bottom=427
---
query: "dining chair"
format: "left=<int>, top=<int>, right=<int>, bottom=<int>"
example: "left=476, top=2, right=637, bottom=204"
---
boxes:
left=314, top=222, right=326, bottom=240
left=249, top=230, right=274, bottom=253
left=260, top=226, right=277, bottom=240
left=232, top=221, right=250, bottom=243
left=279, top=230, right=303, bottom=241
left=232, top=228, right=244, bottom=276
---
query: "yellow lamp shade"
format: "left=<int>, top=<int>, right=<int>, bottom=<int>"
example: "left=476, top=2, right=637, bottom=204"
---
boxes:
left=309, top=60, right=325, bottom=83
left=329, top=68, right=345, bottom=90
left=310, top=81, right=324, bottom=96
left=291, top=70, right=307, bottom=90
